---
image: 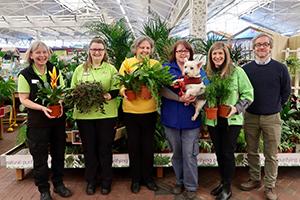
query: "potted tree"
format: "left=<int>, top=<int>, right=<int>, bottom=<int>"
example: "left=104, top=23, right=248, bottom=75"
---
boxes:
left=35, top=67, right=66, bottom=117
left=65, top=81, right=107, bottom=114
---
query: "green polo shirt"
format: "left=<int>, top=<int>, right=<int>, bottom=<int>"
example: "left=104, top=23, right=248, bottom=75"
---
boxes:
left=70, top=62, right=119, bottom=119
left=18, top=64, right=65, bottom=93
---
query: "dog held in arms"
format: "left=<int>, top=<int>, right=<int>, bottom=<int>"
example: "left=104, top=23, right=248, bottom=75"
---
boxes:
left=172, top=58, right=206, bottom=121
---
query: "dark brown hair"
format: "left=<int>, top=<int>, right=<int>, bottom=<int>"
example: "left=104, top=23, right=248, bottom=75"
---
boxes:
left=169, top=40, right=194, bottom=62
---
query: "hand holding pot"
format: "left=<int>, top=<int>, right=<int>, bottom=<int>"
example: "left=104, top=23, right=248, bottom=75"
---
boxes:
left=226, top=105, right=237, bottom=118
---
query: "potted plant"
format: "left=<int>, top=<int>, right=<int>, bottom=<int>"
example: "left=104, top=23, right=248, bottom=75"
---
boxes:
left=217, top=76, right=232, bottom=118
left=0, top=76, right=16, bottom=117
left=134, top=57, right=174, bottom=100
left=35, top=67, right=66, bottom=117
left=205, top=75, right=218, bottom=120
left=284, top=56, right=300, bottom=77
left=115, top=70, right=142, bottom=101
left=65, top=81, right=107, bottom=114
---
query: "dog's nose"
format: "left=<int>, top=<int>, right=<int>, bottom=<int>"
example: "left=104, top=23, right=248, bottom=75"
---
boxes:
left=184, top=72, right=188, bottom=75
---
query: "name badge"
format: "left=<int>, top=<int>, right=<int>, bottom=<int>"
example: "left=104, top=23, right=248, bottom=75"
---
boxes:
left=31, top=79, right=39, bottom=84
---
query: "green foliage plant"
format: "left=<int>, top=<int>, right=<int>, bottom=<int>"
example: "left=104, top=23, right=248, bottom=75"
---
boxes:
left=65, top=81, right=107, bottom=114
left=141, top=15, right=177, bottom=63
left=0, top=76, right=16, bottom=105
left=284, top=55, right=300, bottom=77
left=87, top=19, right=134, bottom=70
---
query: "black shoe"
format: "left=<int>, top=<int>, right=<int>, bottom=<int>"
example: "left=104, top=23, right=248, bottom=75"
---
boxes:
left=131, top=182, right=140, bottom=193
left=216, top=187, right=232, bottom=200
left=146, top=181, right=158, bottom=191
left=40, top=191, right=52, bottom=200
left=54, top=185, right=72, bottom=198
left=211, top=183, right=223, bottom=196
left=86, top=183, right=96, bottom=195
left=101, top=186, right=111, bottom=195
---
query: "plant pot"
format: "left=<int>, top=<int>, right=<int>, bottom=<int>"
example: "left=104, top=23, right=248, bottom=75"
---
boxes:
left=48, top=104, right=62, bottom=117
left=139, top=85, right=152, bottom=99
left=218, top=105, right=232, bottom=118
left=205, top=107, right=218, bottom=120
left=125, top=90, right=136, bottom=101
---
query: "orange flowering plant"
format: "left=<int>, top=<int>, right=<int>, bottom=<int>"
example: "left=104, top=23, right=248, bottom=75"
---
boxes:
left=35, top=67, right=67, bottom=106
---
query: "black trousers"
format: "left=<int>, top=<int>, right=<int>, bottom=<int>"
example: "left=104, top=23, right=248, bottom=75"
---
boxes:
left=208, top=117, right=241, bottom=185
left=124, top=112, right=157, bottom=183
left=77, top=118, right=116, bottom=187
left=27, top=125, right=66, bottom=193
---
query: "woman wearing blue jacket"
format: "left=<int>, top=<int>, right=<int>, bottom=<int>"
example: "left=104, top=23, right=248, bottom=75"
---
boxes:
left=161, top=40, right=208, bottom=200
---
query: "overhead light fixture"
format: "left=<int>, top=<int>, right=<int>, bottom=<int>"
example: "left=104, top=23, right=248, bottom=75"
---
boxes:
left=115, top=0, right=135, bottom=36
left=54, top=0, right=99, bottom=12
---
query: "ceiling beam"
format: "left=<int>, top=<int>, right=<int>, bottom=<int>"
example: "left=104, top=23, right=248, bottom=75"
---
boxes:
left=167, top=0, right=189, bottom=27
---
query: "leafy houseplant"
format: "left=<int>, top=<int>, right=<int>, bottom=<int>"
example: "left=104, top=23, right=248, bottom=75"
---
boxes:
left=35, top=67, right=66, bottom=117
left=115, top=71, right=142, bottom=101
left=284, top=56, right=300, bottom=77
left=217, top=76, right=232, bottom=118
left=65, top=81, right=107, bottom=114
left=204, top=75, right=219, bottom=120
left=0, top=76, right=16, bottom=117
left=134, top=57, right=174, bottom=100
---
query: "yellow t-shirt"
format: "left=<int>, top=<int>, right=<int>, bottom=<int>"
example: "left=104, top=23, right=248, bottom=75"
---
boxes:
left=119, top=57, right=158, bottom=114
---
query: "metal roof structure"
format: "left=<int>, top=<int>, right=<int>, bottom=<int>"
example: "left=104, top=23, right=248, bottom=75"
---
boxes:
left=0, top=0, right=299, bottom=45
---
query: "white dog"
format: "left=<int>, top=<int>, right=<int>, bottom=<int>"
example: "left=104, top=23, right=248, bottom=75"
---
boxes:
left=173, top=58, right=206, bottom=121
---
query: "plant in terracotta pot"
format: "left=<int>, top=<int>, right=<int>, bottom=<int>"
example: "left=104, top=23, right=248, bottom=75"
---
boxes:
left=205, top=75, right=219, bottom=120
left=115, top=70, right=141, bottom=101
left=134, top=57, right=174, bottom=100
left=64, top=81, right=107, bottom=114
left=217, top=76, right=232, bottom=118
left=35, top=67, right=66, bottom=117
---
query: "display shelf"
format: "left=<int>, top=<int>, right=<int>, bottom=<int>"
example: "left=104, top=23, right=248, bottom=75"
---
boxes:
left=2, top=142, right=300, bottom=180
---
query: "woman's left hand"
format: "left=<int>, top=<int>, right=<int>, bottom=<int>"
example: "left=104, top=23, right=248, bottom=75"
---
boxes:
left=103, top=93, right=111, bottom=101
left=226, top=105, right=237, bottom=118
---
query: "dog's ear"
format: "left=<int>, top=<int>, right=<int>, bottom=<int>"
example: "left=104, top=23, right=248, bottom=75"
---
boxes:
left=197, top=62, right=202, bottom=69
left=184, top=58, right=189, bottom=63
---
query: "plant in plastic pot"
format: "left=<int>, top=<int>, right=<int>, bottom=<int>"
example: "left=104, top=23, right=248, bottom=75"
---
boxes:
left=35, top=67, right=66, bottom=117
left=204, top=75, right=218, bottom=120
left=115, top=70, right=141, bottom=101
left=65, top=81, right=107, bottom=114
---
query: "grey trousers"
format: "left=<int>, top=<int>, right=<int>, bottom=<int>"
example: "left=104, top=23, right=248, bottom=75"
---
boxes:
left=244, top=112, right=281, bottom=188
left=164, top=126, right=199, bottom=192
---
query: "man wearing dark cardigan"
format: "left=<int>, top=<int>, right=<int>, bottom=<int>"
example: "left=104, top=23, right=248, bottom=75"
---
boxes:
left=240, top=33, right=291, bottom=200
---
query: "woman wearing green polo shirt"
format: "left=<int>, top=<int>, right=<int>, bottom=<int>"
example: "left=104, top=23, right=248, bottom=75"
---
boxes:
left=18, top=41, right=72, bottom=200
left=70, top=37, right=119, bottom=195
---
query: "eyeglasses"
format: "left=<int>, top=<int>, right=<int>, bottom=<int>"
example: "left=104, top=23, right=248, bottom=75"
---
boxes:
left=176, top=49, right=190, bottom=54
left=90, top=48, right=105, bottom=52
left=254, top=43, right=270, bottom=48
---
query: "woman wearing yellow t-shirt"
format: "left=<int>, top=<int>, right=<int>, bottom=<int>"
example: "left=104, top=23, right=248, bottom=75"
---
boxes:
left=119, top=36, right=158, bottom=193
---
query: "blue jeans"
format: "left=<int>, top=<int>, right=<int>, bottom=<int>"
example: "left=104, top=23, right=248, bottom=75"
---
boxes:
left=164, top=126, right=199, bottom=191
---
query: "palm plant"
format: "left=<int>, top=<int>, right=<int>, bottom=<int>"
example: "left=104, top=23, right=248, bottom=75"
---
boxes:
left=141, top=16, right=177, bottom=63
left=189, top=34, right=224, bottom=57
left=87, top=19, right=134, bottom=70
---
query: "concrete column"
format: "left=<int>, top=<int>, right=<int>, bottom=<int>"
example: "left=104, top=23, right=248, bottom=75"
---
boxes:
left=190, top=0, right=207, bottom=39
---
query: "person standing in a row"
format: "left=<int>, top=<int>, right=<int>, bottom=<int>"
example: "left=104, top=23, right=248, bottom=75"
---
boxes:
left=240, top=33, right=291, bottom=200
left=18, top=41, right=72, bottom=200
left=119, top=36, right=159, bottom=193
left=206, top=42, right=253, bottom=200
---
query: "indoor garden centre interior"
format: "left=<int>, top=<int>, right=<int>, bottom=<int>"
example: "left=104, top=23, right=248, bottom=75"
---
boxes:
left=1, top=0, right=300, bottom=200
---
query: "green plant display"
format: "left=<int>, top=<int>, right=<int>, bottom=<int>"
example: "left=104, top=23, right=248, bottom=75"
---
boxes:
left=154, top=154, right=171, bottom=166
left=114, top=70, right=141, bottom=93
left=16, top=124, right=27, bottom=145
left=65, top=81, right=107, bottom=114
left=141, top=15, right=177, bottom=63
left=284, top=56, right=300, bottom=76
left=0, top=76, right=16, bottom=105
left=199, top=140, right=212, bottom=153
left=87, top=19, right=133, bottom=70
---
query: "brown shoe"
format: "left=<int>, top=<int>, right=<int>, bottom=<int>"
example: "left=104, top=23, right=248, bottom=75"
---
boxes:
left=240, top=179, right=261, bottom=191
left=264, top=187, right=278, bottom=200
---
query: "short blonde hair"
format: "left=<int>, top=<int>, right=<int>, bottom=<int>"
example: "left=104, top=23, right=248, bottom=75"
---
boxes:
left=25, top=41, right=51, bottom=64
left=131, top=36, right=154, bottom=55
left=206, top=42, right=233, bottom=78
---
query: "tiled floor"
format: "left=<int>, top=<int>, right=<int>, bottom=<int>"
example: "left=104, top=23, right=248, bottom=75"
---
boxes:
left=1, top=126, right=300, bottom=200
